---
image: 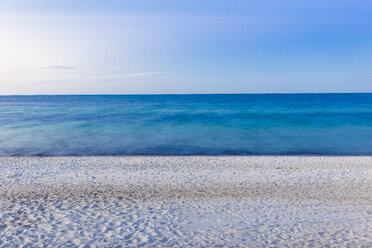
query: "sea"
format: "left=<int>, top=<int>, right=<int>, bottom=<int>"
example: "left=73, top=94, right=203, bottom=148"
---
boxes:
left=0, top=94, right=371, bottom=155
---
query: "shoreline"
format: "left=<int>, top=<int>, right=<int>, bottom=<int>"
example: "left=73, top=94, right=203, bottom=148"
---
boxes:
left=1, top=156, right=371, bottom=246
left=2, top=154, right=372, bottom=157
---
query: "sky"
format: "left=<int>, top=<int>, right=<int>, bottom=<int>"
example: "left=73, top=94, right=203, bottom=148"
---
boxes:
left=0, top=0, right=371, bottom=94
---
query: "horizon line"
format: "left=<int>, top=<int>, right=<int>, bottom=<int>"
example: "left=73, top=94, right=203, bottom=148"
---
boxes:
left=0, top=92, right=372, bottom=96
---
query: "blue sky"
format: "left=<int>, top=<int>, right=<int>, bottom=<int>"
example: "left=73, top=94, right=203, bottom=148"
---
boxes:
left=0, top=0, right=371, bottom=94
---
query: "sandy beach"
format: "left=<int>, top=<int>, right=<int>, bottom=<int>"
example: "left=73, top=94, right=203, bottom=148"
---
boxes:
left=0, top=156, right=371, bottom=247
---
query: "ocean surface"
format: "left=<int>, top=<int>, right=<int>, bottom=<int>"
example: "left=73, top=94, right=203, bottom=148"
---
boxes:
left=0, top=94, right=371, bottom=155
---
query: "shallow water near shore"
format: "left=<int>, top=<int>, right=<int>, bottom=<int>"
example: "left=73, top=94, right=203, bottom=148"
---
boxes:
left=1, top=93, right=372, bottom=155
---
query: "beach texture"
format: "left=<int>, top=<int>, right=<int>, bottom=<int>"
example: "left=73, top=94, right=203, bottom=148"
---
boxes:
left=0, top=156, right=371, bottom=247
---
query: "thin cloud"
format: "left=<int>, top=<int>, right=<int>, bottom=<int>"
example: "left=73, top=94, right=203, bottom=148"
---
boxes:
left=41, top=66, right=76, bottom=70
left=100, top=71, right=169, bottom=80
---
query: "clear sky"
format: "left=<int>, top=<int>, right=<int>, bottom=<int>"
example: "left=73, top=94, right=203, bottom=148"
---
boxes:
left=0, top=0, right=371, bottom=94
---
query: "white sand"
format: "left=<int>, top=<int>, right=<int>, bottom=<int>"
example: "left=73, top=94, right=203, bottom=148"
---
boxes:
left=0, top=156, right=371, bottom=247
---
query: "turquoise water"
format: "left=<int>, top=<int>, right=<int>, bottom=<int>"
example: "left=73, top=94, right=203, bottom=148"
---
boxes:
left=0, top=94, right=371, bottom=155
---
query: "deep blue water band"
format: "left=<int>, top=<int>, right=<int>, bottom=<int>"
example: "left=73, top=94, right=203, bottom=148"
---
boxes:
left=1, top=94, right=371, bottom=155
